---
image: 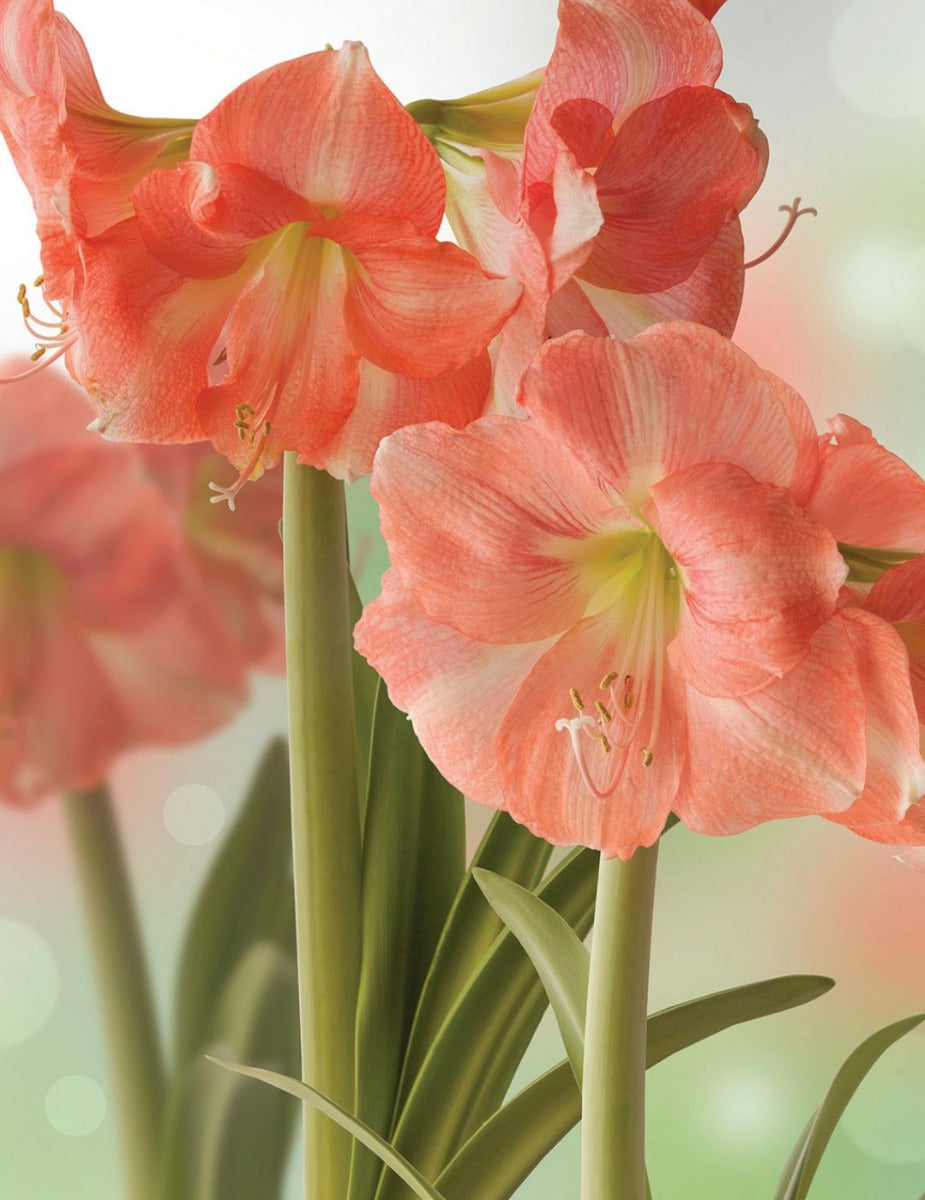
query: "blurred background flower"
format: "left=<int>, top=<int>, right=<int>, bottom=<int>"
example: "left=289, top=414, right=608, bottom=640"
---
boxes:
left=0, top=1, right=923, bottom=1197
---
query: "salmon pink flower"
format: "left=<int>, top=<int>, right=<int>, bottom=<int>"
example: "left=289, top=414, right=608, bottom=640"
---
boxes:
left=354, top=324, right=874, bottom=859
left=416, top=0, right=767, bottom=404
left=53, top=43, right=520, bottom=501
left=0, top=361, right=259, bottom=805
left=0, top=0, right=195, bottom=359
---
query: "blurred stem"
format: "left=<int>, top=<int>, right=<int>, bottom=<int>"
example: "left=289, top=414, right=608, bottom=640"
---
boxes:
left=580, top=843, right=659, bottom=1200
left=283, top=453, right=362, bottom=1199
left=63, top=783, right=165, bottom=1200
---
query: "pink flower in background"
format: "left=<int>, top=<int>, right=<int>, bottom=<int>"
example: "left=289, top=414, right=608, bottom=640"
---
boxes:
left=46, top=43, right=520, bottom=501
left=0, top=0, right=195, bottom=356
left=354, top=324, right=917, bottom=859
left=0, top=363, right=284, bottom=804
left=425, top=0, right=767, bottom=403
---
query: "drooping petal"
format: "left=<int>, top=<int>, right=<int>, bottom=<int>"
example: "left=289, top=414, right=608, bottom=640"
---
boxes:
left=677, top=614, right=866, bottom=835
left=825, top=609, right=925, bottom=835
left=525, top=0, right=722, bottom=184
left=354, top=571, right=554, bottom=806
left=496, top=610, right=683, bottom=858
left=370, top=416, right=617, bottom=643
left=654, top=461, right=845, bottom=696
left=806, top=416, right=925, bottom=552
left=545, top=217, right=745, bottom=340
left=866, top=557, right=925, bottom=719
left=191, top=43, right=444, bottom=236
left=578, top=86, right=767, bottom=293
left=334, top=215, right=522, bottom=378
left=322, top=354, right=491, bottom=483
left=518, top=324, right=809, bottom=501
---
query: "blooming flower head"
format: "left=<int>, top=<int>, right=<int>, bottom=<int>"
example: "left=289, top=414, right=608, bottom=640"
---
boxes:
left=414, top=0, right=767, bottom=404
left=0, top=0, right=195, bottom=354
left=0, top=361, right=275, bottom=804
left=355, top=324, right=925, bottom=859
left=32, top=42, right=521, bottom=501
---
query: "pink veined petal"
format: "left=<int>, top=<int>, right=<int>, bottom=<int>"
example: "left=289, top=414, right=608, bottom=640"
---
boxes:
left=545, top=217, right=745, bottom=339
left=579, top=87, right=767, bottom=294
left=525, top=0, right=721, bottom=185
left=191, top=43, right=444, bottom=236
left=677, top=613, right=866, bottom=836
left=322, top=353, right=491, bottom=483
left=70, top=217, right=249, bottom=443
left=517, top=324, right=809, bottom=500
left=806, top=417, right=925, bottom=552
left=0, top=0, right=64, bottom=106
left=134, top=160, right=316, bottom=279
left=370, top=416, right=618, bottom=643
left=865, top=557, right=925, bottom=720
left=543, top=139, right=604, bottom=292
left=332, top=215, right=522, bottom=379
left=354, top=570, right=554, bottom=807
left=196, top=234, right=359, bottom=476
left=495, top=611, right=682, bottom=859
left=825, top=609, right=925, bottom=836
left=653, top=461, right=845, bottom=697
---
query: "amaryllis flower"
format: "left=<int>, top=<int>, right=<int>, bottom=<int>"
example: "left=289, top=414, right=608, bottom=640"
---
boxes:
left=355, top=324, right=925, bottom=859
left=0, top=362, right=255, bottom=805
left=47, top=43, right=521, bottom=501
left=414, top=0, right=767, bottom=404
left=0, top=0, right=195, bottom=359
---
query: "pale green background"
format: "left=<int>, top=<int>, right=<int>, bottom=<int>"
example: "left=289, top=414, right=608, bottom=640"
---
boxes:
left=1, top=0, right=925, bottom=1196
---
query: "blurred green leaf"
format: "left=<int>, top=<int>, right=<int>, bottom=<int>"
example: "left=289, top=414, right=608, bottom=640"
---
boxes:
left=437, top=974, right=835, bottom=1200
left=172, top=739, right=294, bottom=1067
left=473, top=868, right=588, bottom=1084
left=211, top=1059, right=449, bottom=1200
left=376, top=847, right=597, bottom=1200
left=159, top=942, right=299, bottom=1200
left=349, top=678, right=465, bottom=1200
left=773, top=1012, right=925, bottom=1200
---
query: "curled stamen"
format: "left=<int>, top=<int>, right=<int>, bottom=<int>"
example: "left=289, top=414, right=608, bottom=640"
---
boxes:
left=745, top=197, right=817, bottom=269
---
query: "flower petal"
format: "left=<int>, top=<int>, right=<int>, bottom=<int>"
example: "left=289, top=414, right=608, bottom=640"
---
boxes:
left=370, top=416, right=616, bottom=643
left=653, top=461, right=845, bottom=696
left=354, top=571, right=553, bottom=806
left=677, top=613, right=866, bottom=836
left=191, top=43, right=444, bottom=236
left=865, top=557, right=925, bottom=720
left=496, top=611, right=682, bottom=858
left=579, top=87, right=767, bottom=294
left=518, top=323, right=810, bottom=500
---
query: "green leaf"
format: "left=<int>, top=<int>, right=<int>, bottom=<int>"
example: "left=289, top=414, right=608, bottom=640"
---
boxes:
left=394, top=811, right=553, bottom=1113
left=376, top=847, right=598, bottom=1200
left=773, top=1012, right=925, bottom=1200
left=473, top=868, right=589, bottom=1085
left=349, top=571, right=380, bottom=821
left=350, top=678, right=465, bottom=1200
left=437, top=974, right=835, bottom=1200
left=211, top=1059, right=449, bottom=1200
left=173, top=739, right=294, bottom=1066
left=158, top=942, right=300, bottom=1200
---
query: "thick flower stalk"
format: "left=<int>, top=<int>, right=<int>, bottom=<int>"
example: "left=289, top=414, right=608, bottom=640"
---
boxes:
left=356, top=323, right=925, bottom=859
left=414, top=0, right=767, bottom=405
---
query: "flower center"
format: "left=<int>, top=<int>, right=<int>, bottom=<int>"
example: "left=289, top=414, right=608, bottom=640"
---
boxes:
left=556, top=528, right=681, bottom=799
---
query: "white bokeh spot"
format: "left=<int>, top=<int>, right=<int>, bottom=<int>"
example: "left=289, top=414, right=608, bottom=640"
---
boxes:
left=835, top=238, right=925, bottom=351
left=0, top=918, right=59, bottom=1049
left=163, top=783, right=226, bottom=846
left=45, top=1076, right=107, bottom=1137
left=830, top=0, right=925, bottom=123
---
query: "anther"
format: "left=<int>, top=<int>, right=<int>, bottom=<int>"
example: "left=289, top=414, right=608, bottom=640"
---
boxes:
left=30, top=346, right=45, bottom=362
left=745, top=197, right=817, bottom=269
left=263, top=420, right=272, bottom=436
left=33, top=274, right=44, bottom=288
left=569, top=687, right=584, bottom=712
left=16, top=284, right=25, bottom=304
left=641, top=747, right=653, bottom=768
left=595, top=700, right=612, bottom=724
left=623, top=692, right=634, bottom=710
left=600, top=670, right=618, bottom=690
left=20, top=298, right=30, bottom=318
left=600, top=735, right=612, bottom=754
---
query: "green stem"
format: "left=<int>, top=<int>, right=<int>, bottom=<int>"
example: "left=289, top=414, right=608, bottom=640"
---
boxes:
left=580, top=843, right=659, bottom=1200
left=63, top=783, right=165, bottom=1200
left=283, top=454, right=362, bottom=1199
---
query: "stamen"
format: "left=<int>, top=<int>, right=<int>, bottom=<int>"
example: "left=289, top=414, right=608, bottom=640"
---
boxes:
left=595, top=700, right=612, bottom=724
left=569, top=687, right=584, bottom=712
left=2, top=277, right=77, bottom=383
left=641, top=748, right=653, bottom=768
left=600, top=670, right=618, bottom=690
left=745, top=197, right=817, bottom=269
left=33, top=274, right=44, bottom=287
left=16, top=284, right=25, bottom=303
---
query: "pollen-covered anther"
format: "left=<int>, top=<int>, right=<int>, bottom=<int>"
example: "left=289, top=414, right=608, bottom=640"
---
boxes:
left=600, top=670, right=618, bottom=690
left=569, top=687, right=584, bottom=712
left=30, top=346, right=45, bottom=362
left=595, top=700, right=612, bottom=724
left=641, top=747, right=654, bottom=768
left=1, top=278, right=78, bottom=384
